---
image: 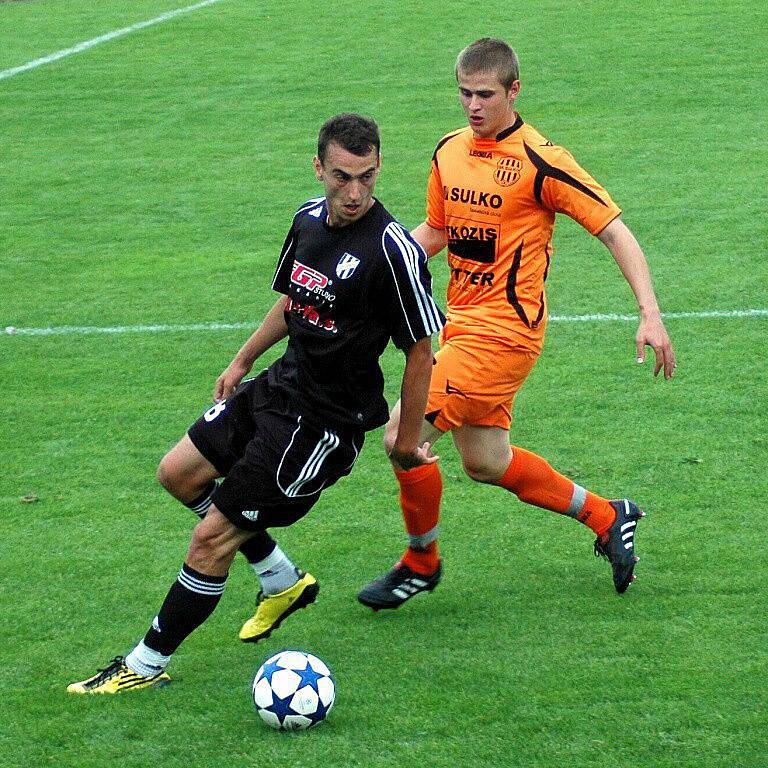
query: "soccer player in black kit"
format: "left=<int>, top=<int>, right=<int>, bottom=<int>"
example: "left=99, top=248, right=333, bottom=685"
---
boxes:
left=68, top=114, right=444, bottom=693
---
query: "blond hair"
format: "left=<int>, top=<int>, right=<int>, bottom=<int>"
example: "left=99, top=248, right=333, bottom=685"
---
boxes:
left=455, top=38, right=520, bottom=90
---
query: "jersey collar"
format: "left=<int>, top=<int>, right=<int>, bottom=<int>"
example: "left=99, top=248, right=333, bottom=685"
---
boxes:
left=495, top=113, right=525, bottom=141
left=324, top=198, right=381, bottom=231
left=470, top=113, right=525, bottom=148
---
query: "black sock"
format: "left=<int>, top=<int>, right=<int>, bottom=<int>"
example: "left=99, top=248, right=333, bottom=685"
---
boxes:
left=185, top=482, right=217, bottom=518
left=143, top=564, right=226, bottom=656
left=238, top=530, right=277, bottom=565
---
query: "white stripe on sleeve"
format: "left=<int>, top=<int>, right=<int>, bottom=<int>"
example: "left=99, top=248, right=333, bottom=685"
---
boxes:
left=389, top=222, right=443, bottom=331
left=271, top=236, right=295, bottom=292
left=383, top=222, right=443, bottom=336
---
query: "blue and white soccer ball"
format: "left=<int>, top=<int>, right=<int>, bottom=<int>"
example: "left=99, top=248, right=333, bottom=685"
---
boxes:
left=252, top=650, right=335, bottom=730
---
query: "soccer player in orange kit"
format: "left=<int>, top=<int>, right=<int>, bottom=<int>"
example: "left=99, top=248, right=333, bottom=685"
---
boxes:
left=357, top=38, right=676, bottom=608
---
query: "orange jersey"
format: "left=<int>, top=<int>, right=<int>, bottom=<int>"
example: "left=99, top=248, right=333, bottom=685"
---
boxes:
left=427, top=116, right=621, bottom=353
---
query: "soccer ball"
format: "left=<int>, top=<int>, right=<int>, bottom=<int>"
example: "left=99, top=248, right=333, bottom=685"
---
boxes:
left=252, top=650, right=335, bottom=730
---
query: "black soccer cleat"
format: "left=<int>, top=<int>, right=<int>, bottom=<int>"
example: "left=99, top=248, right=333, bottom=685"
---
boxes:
left=357, top=561, right=442, bottom=611
left=594, top=499, right=645, bottom=594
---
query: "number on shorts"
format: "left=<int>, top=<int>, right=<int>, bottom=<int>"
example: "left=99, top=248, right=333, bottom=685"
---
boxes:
left=204, top=401, right=227, bottom=422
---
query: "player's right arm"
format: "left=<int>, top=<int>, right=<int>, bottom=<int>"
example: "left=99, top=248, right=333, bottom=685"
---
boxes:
left=214, top=296, right=289, bottom=401
left=214, top=214, right=301, bottom=401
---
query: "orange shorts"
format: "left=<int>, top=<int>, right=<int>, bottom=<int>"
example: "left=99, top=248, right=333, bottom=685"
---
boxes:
left=426, top=327, right=538, bottom=432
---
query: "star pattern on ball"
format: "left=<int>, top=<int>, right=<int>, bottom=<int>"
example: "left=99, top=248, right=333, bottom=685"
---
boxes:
left=294, top=662, right=325, bottom=690
left=307, top=696, right=331, bottom=725
left=257, top=658, right=284, bottom=686
left=265, top=690, right=296, bottom=724
left=254, top=651, right=334, bottom=730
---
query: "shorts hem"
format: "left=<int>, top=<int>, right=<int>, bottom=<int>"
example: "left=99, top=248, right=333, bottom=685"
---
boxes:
left=212, top=497, right=265, bottom=532
left=212, top=488, right=317, bottom=532
left=187, top=427, right=229, bottom=476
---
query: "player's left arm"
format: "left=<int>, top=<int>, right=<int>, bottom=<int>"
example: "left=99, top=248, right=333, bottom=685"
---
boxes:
left=411, top=221, right=447, bottom=258
left=597, top=217, right=677, bottom=379
left=381, top=221, right=444, bottom=468
left=390, top=336, right=438, bottom=471
left=536, top=145, right=676, bottom=380
left=411, top=153, right=448, bottom=259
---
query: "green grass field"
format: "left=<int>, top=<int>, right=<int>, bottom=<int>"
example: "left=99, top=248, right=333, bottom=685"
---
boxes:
left=1, top=1, right=767, bottom=766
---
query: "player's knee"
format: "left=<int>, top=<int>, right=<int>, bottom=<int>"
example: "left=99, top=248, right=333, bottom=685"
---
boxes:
left=157, top=451, right=201, bottom=500
left=156, top=452, right=186, bottom=496
left=382, top=426, right=397, bottom=457
left=383, top=417, right=403, bottom=457
left=462, top=457, right=498, bottom=484
left=156, top=454, right=177, bottom=492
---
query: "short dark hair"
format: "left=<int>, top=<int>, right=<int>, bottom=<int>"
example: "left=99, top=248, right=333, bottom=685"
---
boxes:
left=456, top=38, right=520, bottom=90
left=317, top=113, right=380, bottom=163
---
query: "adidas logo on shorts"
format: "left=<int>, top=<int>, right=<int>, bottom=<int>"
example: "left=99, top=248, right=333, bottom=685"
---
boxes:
left=241, top=509, right=260, bottom=521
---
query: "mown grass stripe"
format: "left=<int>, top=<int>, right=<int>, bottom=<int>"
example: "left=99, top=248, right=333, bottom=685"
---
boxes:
left=0, top=0, right=226, bottom=82
left=3, top=309, right=767, bottom=338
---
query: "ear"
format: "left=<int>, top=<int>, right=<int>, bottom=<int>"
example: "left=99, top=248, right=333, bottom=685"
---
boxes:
left=313, top=156, right=323, bottom=181
left=508, top=79, right=521, bottom=102
left=376, top=152, right=382, bottom=171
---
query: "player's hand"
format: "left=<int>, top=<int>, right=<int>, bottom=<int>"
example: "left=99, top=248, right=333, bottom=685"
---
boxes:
left=214, top=359, right=251, bottom=402
left=389, top=441, right=439, bottom=471
left=635, top=316, right=677, bottom=379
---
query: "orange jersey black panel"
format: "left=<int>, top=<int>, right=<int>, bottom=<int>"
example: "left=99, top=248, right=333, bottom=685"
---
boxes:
left=427, top=116, right=621, bottom=352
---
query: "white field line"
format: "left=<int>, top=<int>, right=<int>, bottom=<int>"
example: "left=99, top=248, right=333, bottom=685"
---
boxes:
left=4, top=309, right=767, bottom=338
left=0, top=0, right=226, bottom=82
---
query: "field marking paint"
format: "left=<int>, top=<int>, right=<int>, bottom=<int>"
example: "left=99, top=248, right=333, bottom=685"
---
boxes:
left=4, top=309, right=767, bottom=338
left=553, top=309, right=768, bottom=322
left=0, top=0, right=226, bottom=82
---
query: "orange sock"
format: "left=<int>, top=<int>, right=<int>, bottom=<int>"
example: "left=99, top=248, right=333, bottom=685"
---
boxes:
left=495, top=446, right=616, bottom=536
left=395, top=463, right=442, bottom=575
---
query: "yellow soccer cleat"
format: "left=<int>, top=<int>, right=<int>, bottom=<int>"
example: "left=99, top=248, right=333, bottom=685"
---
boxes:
left=239, top=572, right=319, bottom=643
left=67, top=656, right=170, bottom=694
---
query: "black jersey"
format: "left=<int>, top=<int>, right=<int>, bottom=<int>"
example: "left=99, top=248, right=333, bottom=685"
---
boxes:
left=268, top=196, right=444, bottom=431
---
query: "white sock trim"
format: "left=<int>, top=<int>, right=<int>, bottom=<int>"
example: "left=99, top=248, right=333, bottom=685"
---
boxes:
left=408, top=524, right=439, bottom=550
left=566, top=484, right=587, bottom=517
left=125, top=639, right=171, bottom=677
left=250, top=545, right=292, bottom=576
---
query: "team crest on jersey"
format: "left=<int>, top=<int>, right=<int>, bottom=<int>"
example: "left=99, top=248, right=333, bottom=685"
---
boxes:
left=494, top=157, right=522, bottom=187
left=335, top=252, right=360, bottom=279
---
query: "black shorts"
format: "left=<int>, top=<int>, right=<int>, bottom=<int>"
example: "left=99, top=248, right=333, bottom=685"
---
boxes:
left=187, top=372, right=364, bottom=531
